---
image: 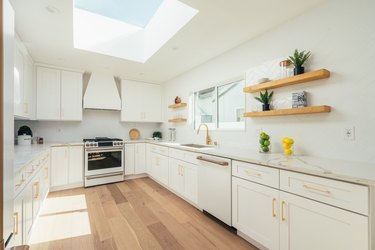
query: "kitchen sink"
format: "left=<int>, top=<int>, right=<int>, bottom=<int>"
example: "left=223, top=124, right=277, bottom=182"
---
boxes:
left=180, top=143, right=214, bottom=149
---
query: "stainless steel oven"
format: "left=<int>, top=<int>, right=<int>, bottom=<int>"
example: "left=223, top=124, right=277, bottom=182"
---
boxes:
left=84, top=137, right=124, bottom=187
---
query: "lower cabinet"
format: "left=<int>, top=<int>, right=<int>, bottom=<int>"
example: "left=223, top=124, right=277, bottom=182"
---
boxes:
left=125, top=143, right=146, bottom=175
left=169, top=158, right=198, bottom=204
left=279, top=191, right=368, bottom=250
left=232, top=177, right=279, bottom=250
left=50, top=145, right=83, bottom=190
left=13, top=195, right=23, bottom=246
left=232, top=162, right=370, bottom=250
left=150, top=152, right=169, bottom=185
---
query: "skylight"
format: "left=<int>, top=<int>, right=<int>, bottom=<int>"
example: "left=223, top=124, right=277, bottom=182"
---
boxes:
left=73, top=0, right=198, bottom=63
left=75, top=0, right=164, bottom=28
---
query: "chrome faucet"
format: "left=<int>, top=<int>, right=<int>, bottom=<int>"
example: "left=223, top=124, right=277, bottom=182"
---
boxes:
left=197, top=123, right=212, bottom=145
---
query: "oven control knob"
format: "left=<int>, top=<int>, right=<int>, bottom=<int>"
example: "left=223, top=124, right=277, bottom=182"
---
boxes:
left=85, top=142, right=90, bottom=147
left=119, top=141, right=123, bottom=146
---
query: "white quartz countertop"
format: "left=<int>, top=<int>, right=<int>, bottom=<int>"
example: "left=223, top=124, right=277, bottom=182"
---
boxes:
left=154, top=141, right=375, bottom=186
left=14, top=142, right=84, bottom=172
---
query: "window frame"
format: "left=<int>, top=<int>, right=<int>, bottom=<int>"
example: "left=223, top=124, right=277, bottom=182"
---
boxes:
left=193, top=75, right=246, bottom=131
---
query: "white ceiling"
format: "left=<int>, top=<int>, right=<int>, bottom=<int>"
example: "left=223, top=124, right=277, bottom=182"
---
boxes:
left=10, top=0, right=326, bottom=83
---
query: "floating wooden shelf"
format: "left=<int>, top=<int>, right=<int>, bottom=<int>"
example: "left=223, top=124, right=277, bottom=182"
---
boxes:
left=168, top=118, right=187, bottom=123
left=243, top=69, right=330, bottom=93
left=168, top=103, right=187, bottom=109
left=243, top=105, right=331, bottom=117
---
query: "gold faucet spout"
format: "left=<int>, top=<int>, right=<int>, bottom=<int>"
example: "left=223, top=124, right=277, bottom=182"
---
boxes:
left=197, top=123, right=212, bottom=145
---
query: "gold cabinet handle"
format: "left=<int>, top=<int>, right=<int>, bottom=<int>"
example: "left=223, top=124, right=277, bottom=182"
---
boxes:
left=281, top=201, right=286, bottom=221
left=272, top=198, right=277, bottom=218
left=303, top=184, right=331, bottom=195
left=245, top=170, right=261, bottom=178
left=44, top=166, right=49, bottom=180
left=34, top=181, right=40, bottom=199
left=14, top=212, right=19, bottom=235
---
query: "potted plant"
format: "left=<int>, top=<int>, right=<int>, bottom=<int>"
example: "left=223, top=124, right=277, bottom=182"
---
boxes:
left=152, top=131, right=162, bottom=140
left=288, top=49, right=311, bottom=75
left=254, top=89, right=273, bottom=111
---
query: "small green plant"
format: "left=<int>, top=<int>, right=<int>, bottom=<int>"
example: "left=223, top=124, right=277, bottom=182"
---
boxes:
left=288, top=49, right=311, bottom=67
left=254, top=89, right=274, bottom=105
left=152, top=131, right=162, bottom=139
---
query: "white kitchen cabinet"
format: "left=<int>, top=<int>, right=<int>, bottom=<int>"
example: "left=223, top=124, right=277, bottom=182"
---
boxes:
left=121, top=80, right=162, bottom=122
left=14, top=46, right=24, bottom=117
left=50, top=146, right=69, bottom=187
left=13, top=195, right=23, bottom=246
left=232, top=176, right=279, bottom=250
left=68, top=146, right=84, bottom=184
left=40, top=159, right=50, bottom=201
left=125, top=144, right=135, bottom=175
left=36, top=66, right=83, bottom=121
left=135, top=143, right=146, bottom=174
left=23, top=55, right=34, bottom=119
left=125, top=143, right=146, bottom=175
left=150, top=152, right=169, bottom=185
left=279, top=191, right=368, bottom=250
left=61, top=71, right=83, bottom=121
left=51, top=146, right=84, bottom=190
left=23, top=183, right=33, bottom=243
left=168, top=157, right=198, bottom=204
left=31, top=174, right=41, bottom=221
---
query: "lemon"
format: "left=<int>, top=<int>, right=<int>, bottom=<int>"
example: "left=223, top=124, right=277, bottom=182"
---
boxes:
left=282, top=137, right=289, bottom=143
left=283, top=143, right=292, bottom=149
left=285, top=138, right=294, bottom=144
left=284, top=149, right=293, bottom=155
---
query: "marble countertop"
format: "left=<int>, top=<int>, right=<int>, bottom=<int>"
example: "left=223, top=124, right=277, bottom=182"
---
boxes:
left=154, top=141, right=375, bottom=186
left=14, top=142, right=84, bottom=172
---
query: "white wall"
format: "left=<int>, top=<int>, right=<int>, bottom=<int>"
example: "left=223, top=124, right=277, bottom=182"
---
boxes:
left=15, top=110, right=161, bottom=142
left=161, top=0, right=375, bottom=163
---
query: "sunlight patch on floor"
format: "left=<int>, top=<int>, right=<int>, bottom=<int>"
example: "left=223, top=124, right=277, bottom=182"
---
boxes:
left=29, top=194, right=91, bottom=244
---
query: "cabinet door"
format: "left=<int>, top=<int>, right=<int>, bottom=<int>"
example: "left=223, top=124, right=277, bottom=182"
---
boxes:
left=36, top=67, right=61, bottom=120
left=232, top=177, right=279, bottom=250
left=68, top=146, right=84, bottom=184
left=24, top=184, right=33, bottom=243
left=182, top=162, right=198, bottom=204
left=50, top=146, right=69, bottom=187
left=14, top=47, right=24, bottom=117
left=40, top=159, right=50, bottom=200
left=146, top=144, right=152, bottom=174
left=279, top=191, right=368, bottom=250
left=13, top=195, right=23, bottom=246
left=125, top=144, right=135, bottom=175
left=121, top=80, right=143, bottom=121
left=142, top=83, right=161, bottom=122
left=158, top=155, right=169, bottom=186
left=32, top=175, right=41, bottom=220
left=135, top=143, right=146, bottom=174
left=61, top=71, right=82, bottom=121
left=168, top=158, right=184, bottom=194
left=23, top=55, right=34, bottom=119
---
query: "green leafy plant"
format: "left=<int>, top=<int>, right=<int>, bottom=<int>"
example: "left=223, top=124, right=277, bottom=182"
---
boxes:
left=254, top=89, right=274, bottom=105
left=288, top=49, right=311, bottom=67
left=152, top=131, right=162, bottom=139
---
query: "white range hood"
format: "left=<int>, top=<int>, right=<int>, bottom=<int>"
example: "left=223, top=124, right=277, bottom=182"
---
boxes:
left=83, top=73, right=121, bottom=110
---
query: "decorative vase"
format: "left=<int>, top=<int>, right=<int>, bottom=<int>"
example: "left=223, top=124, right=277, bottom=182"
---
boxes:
left=262, top=104, right=270, bottom=111
left=294, top=66, right=305, bottom=75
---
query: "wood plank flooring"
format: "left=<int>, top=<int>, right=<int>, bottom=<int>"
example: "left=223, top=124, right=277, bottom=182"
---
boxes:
left=30, top=177, right=257, bottom=250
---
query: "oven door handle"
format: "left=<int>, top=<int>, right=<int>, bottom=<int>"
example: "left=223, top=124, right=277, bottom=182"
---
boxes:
left=86, top=147, right=124, bottom=153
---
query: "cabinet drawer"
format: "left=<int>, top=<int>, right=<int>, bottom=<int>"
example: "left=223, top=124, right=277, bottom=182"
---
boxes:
left=169, top=148, right=199, bottom=165
left=280, top=170, right=368, bottom=215
left=232, top=160, right=279, bottom=188
left=150, top=144, right=169, bottom=156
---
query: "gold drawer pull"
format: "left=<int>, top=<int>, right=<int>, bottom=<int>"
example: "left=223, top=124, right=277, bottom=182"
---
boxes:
left=272, top=198, right=276, bottom=218
left=281, top=201, right=286, bottom=221
left=245, top=170, right=261, bottom=178
left=14, top=212, right=19, bottom=235
left=303, top=184, right=331, bottom=195
left=33, top=181, right=40, bottom=199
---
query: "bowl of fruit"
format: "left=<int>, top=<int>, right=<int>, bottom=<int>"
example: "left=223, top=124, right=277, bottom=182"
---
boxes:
left=259, top=132, right=271, bottom=153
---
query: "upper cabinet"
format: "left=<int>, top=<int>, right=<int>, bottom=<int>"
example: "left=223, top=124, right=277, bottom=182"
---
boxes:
left=36, top=66, right=83, bottom=121
left=121, top=79, right=162, bottom=122
left=14, top=36, right=35, bottom=119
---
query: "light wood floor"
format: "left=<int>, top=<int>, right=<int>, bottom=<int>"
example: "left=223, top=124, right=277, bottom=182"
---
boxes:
left=30, top=177, right=257, bottom=250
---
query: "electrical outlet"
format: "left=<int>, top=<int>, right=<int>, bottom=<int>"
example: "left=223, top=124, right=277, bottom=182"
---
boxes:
left=343, top=127, right=355, bottom=140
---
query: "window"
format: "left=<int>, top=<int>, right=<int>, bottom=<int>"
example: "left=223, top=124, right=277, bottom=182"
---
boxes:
left=194, top=77, right=245, bottom=130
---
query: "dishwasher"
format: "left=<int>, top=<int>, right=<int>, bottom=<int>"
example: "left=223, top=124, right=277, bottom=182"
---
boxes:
left=197, top=154, right=232, bottom=226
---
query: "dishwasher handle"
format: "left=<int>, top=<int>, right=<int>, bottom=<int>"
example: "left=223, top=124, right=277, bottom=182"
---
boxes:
left=196, top=156, right=229, bottom=166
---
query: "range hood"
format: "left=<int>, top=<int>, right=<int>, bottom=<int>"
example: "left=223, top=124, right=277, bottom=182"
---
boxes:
left=83, top=73, right=121, bottom=110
